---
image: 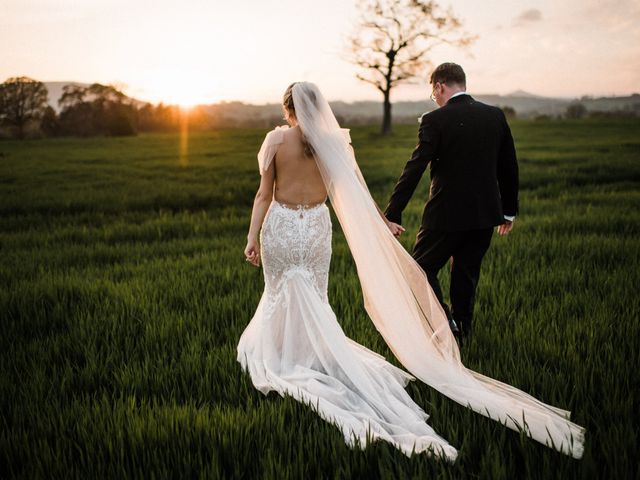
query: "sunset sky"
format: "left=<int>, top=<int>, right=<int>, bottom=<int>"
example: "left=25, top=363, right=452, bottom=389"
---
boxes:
left=1, top=0, right=639, bottom=106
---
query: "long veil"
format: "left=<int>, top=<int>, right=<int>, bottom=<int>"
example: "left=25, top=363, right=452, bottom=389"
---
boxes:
left=291, top=81, right=585, bottom=458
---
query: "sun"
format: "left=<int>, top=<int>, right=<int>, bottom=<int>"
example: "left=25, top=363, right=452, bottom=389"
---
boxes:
left=166, top=91, right=202, bottom=109
left=137, top=69, right=219, bottom=107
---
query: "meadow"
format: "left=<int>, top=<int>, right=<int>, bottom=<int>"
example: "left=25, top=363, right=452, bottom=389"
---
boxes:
left=1, top=118, right=639, bottom=479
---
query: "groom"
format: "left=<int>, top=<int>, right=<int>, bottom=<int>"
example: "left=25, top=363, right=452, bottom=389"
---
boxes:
left=384, top=62, right=519, bottom=346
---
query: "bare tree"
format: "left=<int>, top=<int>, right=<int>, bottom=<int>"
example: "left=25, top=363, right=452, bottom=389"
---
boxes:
left=346, top=0, right=475, bottom=135
left=0, top=76, right=49, bottom=139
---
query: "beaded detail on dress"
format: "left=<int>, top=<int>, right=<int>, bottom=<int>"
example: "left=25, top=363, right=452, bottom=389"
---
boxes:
left=260, top=200, right=331, bottom=309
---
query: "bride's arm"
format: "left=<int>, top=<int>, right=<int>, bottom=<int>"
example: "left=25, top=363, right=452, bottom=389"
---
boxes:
left=244, top=162, right=275, bottom=267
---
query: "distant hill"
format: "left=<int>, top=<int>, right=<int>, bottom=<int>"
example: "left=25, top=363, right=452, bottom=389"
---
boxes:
left=578, top=94, right=640, bottom=115
left=507, top=89, right=545, bottom=99
left=42, top=82, right=639, bottom=122
left=194, top=93, right=640, bottom=126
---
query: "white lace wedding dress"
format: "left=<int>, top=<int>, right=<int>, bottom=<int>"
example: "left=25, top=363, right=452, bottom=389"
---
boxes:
left=237, top=198, right=458, bottom=460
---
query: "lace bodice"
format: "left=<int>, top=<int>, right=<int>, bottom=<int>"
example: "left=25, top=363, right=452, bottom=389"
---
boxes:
left=260, top=200, right=332, bottom=308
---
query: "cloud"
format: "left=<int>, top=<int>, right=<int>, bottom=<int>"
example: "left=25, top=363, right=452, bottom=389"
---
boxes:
left=513, top=8, right=542, bottom=26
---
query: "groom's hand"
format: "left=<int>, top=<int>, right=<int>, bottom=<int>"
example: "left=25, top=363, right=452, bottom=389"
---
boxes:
left=386, top=220, right=405, bottom=237
left=497, top=219, right=514, bottom=236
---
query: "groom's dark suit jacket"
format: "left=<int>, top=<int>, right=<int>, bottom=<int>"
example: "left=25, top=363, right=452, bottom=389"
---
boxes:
left=384, top=94, right=519, bottom=231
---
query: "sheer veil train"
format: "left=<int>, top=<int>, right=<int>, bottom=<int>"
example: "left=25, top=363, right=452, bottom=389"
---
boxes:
left=290, top=81, right=585, bottom=458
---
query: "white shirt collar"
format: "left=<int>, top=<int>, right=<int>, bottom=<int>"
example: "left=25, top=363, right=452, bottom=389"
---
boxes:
left=419, top=91, right=469, bottom=122
left=449, top=91, right=468, bottom=99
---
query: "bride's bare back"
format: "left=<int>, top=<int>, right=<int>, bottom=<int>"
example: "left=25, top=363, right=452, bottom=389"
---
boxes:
left=272, top=126, right=327, bottom=207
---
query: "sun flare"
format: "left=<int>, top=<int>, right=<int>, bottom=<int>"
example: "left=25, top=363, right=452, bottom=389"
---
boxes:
left=135, top=69, right=219, bottom=107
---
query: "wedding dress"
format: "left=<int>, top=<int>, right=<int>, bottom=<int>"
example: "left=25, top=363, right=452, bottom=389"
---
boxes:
left=237, top=136, right=458, bottom=460
left=237, top=82, right=585, bottom=460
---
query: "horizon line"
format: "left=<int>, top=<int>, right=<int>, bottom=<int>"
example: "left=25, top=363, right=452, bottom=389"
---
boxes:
left=29, top=79, right=640, bottom=106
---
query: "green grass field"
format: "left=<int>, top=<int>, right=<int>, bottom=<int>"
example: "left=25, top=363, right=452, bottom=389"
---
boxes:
left=1, top=119, right=639, bottom=479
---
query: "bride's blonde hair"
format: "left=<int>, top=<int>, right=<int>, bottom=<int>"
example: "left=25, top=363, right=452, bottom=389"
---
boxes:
left=283, top=82, right=315, bottom=158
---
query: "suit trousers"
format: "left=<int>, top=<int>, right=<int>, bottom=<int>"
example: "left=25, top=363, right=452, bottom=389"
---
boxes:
left=412, top=226, right=494, bottom=337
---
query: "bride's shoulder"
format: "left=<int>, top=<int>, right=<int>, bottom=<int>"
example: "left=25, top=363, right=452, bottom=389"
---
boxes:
left=263, top=125, right=290, bottom=146
left=258, top=125, right=290, bottom=174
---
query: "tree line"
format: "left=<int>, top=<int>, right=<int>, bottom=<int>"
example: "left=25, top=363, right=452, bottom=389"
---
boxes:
left=0, top=76, right=211, bottom=140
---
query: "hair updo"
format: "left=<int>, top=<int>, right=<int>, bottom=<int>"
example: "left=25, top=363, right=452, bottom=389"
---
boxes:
left=283, top=82, right=315, bottom=158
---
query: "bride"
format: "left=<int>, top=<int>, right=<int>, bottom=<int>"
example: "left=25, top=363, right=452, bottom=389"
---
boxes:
left=237, top=81, right=585, bottom=460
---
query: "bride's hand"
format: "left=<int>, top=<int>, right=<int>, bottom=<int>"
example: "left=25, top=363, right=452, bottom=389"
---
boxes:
left=497, top=219, right=514, bottom=236
left=244, top=238, right=261, bottom=267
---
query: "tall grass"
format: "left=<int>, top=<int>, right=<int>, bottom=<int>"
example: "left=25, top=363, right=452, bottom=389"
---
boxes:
left=1, top=119, right=639, bottom=478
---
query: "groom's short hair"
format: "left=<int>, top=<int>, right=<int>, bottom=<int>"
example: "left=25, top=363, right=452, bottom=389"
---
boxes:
left=430, top=63, right=466, bottom=88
